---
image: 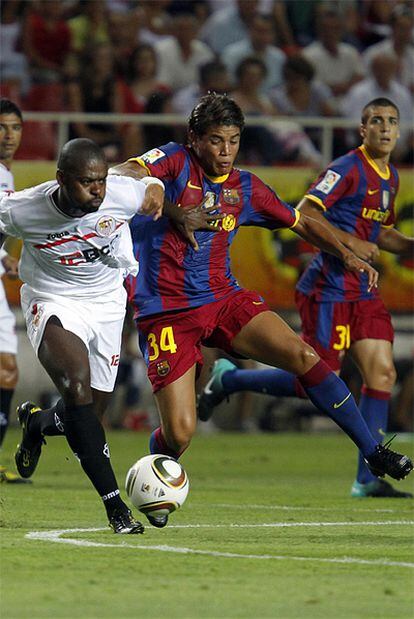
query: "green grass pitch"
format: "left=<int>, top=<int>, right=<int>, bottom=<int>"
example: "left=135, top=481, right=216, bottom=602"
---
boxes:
left=1, top=429, right=413, bottom=619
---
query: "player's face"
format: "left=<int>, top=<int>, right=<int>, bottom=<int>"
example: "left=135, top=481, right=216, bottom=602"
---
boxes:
left=360, top=106, right=400, bottom=158
left=189, top=125, right=241, bottom=177
left=59, top=160, right=108, bottom=215
left=0, top=113, right=23, bottom=163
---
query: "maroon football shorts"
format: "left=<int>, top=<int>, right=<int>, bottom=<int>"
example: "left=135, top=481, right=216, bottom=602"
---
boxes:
left=137, top=289, right=269, bottom=392
left=295, top=291, right=394, bottom=371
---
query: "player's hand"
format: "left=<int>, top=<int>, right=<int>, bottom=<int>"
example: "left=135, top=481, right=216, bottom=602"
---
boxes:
left=343, top=253, right=378, bottom=292
left=348, top=238, right=380, bottom=263
left=1, top=254, right=19, bottom=278
left=176, top=201, right=224, bottom=251
left=141, top=184, right=164, bottom=221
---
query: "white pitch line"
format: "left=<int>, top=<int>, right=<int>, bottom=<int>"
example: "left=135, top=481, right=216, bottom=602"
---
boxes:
left=26, top=522, right=414, bottom=569
left=213, top=504, right=403, bottom=513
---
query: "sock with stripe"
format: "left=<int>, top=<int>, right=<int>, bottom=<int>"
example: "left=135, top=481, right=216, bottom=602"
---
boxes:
left=356, top=386, right=391, bottom=484
left=298, top=360, right=378, bottom=456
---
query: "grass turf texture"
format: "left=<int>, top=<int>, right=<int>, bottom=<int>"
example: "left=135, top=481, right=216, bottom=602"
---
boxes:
left=1, top=429, right=413, bottom=619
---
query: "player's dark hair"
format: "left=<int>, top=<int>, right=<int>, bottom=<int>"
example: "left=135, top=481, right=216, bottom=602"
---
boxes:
left=57, top=138, right=106, bottom=174
left=0, top=98, right=23, bottom=120
left=188, top=93, right=245, bottom=136
left=361, top=98, right=400, bottom=124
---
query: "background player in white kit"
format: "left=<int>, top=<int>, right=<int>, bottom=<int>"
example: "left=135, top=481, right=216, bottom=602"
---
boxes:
left=0, top=98, right=27, bottom=484
left=0, top=138, right=167, bottom=533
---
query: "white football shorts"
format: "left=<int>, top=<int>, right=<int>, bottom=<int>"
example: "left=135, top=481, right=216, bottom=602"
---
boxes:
left=0, top=279, right=18, bottom=354
left=21, top=284, right=127, bottom=392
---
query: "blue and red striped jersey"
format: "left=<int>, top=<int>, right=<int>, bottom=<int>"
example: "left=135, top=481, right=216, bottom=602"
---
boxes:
left=297, top=145, right=398, bottom=302
left=126, top=142, right=299, bottom=318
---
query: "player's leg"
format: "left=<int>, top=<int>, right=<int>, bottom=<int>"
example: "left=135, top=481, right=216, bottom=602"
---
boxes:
left=230, top=310, right=412, bottom=479
left=0, top=282, right=29, bottom=483
left=16, top=312, right=142, bottom=532
left=151, top=364, right=198, bottom=457
left=349, top=338, right=411, bottom=497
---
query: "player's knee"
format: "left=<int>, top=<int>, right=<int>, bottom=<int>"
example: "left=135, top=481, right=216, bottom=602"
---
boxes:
left=0, top=354, right=18, bottom=389
left=292, top=342, right=319, bottom=375
left=59, top=371, right=91, bottom=404
left=377, top=363, right=397, bottom=390
left=167, top=417, right=196, bottom=452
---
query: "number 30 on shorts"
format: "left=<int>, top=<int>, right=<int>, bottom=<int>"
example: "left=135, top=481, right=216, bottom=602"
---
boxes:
left=333, top=324, right=350, bottom=350
left=147, top=326, right=177, bottom=361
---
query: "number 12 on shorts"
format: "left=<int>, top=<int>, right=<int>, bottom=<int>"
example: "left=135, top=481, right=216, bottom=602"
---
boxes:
left=148, top=326, right=177, bottom=361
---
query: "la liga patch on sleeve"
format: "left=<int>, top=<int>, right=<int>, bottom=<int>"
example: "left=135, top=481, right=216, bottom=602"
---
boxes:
left=140, top=148, right=166, bottom=164
left=315, top=169, right=341, bottom=194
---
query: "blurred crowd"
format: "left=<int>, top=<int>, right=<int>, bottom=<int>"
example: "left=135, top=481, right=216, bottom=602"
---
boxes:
left=0, top=0, right=413, bottom=164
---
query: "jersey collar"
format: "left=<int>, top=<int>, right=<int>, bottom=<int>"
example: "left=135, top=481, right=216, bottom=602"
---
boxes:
left=359, top=145, right=390, bottom=180
left=205, top=172, right=230, bottom=184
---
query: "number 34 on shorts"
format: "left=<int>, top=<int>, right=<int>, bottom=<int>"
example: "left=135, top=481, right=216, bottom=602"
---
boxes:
left=147, top=326, right=177, bottom=361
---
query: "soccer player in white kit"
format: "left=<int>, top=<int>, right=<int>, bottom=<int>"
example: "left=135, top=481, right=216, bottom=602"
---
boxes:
left=0, top=99, right=27, bottom=484
left=0, top=138, right=168, bottom=533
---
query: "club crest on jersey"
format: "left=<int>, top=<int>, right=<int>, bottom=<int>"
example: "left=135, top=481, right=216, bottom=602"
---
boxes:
left=141, top=148, right=166, bottom=164
left=96, top=216, right=116, bottom=237
left=315, top=169, right=341, bottom=194
left=156, top=360, right=170, bottom=377
left=222, top=188, right=240, bottom=204
left=222, top=214, right=236, bottom=231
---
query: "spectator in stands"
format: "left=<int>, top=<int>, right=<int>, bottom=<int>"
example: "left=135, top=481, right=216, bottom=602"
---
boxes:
left=144, top=90, right=176, bottom=149
left=154, top=12, right=214, bottom=92
left=66, top=43, right=141, bottom=161
left=0, top=1, right=30, bottom=98
left=127, top=44, right=171, bottom=110
left=269, top=54, right=334, bottom=162
left=200, top=0, right=259, bottom=55
left=222, top=14, right=286, bottom=94
left=68, top=0, right=110, bottom=57
left=363, top=5, right=414, bottom=94
left=270, top=55, right=335, bottom=119
left=342, top=52, right=413, bottom=161
left=22, top=0, right=72, bottom=84
left=359, top=0, right=395, bottom=48
left=302, top=8, right=365, bottom=112
left=230, top=56, right=284, bottom=165
left=172, top=59, right=230, bottom=117
left=108, top=10, right=144, bottom=80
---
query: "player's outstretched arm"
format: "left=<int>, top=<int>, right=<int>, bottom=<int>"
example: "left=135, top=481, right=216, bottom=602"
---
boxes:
left=294, top=212, right=378, bottom=291
left=109, top=161, right=146, bottom=181
left=297, top=197, right=380, bottom=263
left=377, top=227, right=414, bottom=257
left=164, top=200, right=224, bottom=251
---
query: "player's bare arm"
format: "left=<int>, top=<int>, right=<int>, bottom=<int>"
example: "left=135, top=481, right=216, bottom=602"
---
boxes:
left=109, top=161, right=145, bottom=180
left=377, top=227, right=414, bottom=257
left=297, top=197, right=380, bottom=263
left=294, top=212, right=379, bottom=291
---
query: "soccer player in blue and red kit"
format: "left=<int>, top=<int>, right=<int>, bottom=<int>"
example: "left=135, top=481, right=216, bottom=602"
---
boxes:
left=198, top=97, right=413, bottom=499
left=112, top=94, right=412, bottom=526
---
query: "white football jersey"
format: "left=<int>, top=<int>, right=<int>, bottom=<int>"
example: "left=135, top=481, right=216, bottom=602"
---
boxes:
left=0, top=162, right=15, bottom=276
left=0, top=175, right=146, bottom=299
left=0, top=162, right=14, bottom=194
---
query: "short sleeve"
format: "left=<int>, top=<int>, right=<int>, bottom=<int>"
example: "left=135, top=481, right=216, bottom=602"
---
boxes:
left=0, top=195, right=20, bottom=238
left=305, top=158, right=354, bottom=211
